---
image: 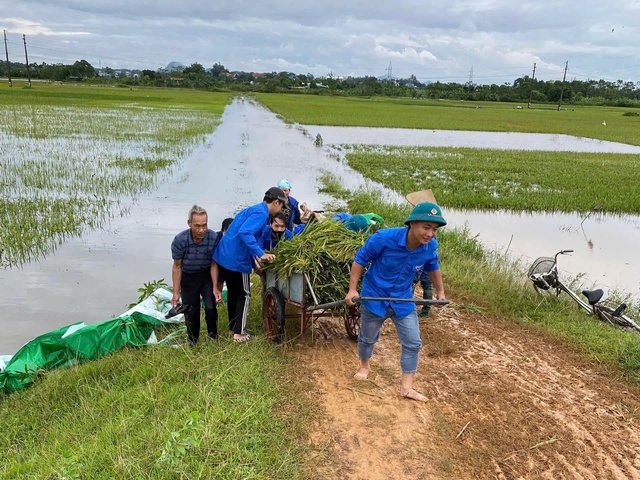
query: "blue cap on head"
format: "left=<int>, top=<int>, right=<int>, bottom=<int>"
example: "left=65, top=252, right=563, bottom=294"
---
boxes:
left=404, top=202, right=447, bottom=226
left=278, top=179, right=292, bottom=190
left=345, top=214, right=369, bottom=233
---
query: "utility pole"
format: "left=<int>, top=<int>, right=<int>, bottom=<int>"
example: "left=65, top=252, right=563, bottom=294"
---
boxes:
left=23, top=34, right=31, bottom=88
left=557, top=61, right=568, bottom=111
left=527, top=63, right=536, bottom=108
left=3, top=30, right=11, bottom=87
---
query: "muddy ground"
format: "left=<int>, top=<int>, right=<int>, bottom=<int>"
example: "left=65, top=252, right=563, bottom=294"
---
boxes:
left=290, top=294, right=640, bottom=480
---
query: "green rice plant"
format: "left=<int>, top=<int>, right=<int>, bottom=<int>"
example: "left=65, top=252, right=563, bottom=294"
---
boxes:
left=264, top=220, right=368, bottom=304
left=340, top=145, right=640, bottom=214
left=0, top=88, right=231, bottom=267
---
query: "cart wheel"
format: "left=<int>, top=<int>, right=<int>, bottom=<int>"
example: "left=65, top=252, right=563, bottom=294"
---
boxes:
left=344, top=304, right=360, bottom=341
left=263, top=287, right=285, bottom=344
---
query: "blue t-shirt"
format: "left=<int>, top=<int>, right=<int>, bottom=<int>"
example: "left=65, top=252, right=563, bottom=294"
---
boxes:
left=213, top=202, right=269, bottom=273
left=258, top=223, right=293, bottom=251
left=354, top=227, right=440, bottom=318
left=171, top=229, right=217, bottom=273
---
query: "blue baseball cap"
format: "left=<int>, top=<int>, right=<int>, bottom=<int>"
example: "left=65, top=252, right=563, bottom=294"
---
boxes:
left=278, top=179, right=292, bottom=190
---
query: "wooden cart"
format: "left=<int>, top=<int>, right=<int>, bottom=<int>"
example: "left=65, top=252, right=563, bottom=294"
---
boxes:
left=262, top=270, right=360, bottom=343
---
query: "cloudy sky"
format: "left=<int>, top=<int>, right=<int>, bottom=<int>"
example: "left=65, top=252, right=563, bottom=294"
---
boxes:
left=2, top=1, right=638, bottom=85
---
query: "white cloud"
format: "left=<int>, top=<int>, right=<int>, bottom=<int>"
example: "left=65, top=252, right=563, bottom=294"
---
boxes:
left=2, top=17, right=90, bottom=36
left=1, top=1, right=639, bottom=83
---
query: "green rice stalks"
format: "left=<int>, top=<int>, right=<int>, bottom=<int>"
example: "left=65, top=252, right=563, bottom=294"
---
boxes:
left=264, top=220, right=368, bottom=304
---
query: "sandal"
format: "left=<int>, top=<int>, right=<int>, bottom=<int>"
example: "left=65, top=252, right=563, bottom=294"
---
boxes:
left=233, top=334, right=252, bottom=343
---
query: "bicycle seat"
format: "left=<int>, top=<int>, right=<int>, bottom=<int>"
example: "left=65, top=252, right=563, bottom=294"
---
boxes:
left=581, top=289, right=604, bottom=306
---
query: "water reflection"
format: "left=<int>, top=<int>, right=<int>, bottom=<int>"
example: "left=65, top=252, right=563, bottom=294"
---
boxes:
left=1, top=100, right=638, bottom=354
left=306, top=126, right=640, bottom=153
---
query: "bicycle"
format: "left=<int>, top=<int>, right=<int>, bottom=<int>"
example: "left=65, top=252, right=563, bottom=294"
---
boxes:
left=527, top=249, right=640, bottom=333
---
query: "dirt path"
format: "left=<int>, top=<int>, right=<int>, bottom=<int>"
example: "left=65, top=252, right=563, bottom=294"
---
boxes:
left=293, top=297, right=640, bottom=479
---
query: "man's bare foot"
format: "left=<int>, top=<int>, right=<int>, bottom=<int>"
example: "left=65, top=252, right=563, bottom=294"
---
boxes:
left=400, top=389, right=428, bottom=402
left=354, top=367, right=370, bottom=380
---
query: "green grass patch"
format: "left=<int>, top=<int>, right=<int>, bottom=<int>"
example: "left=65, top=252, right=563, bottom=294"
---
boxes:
left=343, top=145, right=640, bottom=214
left=0, top=341, right=310, bottom=479
left=256, top=94, right=640, bottom=146
left=0, top=281, right=313, bottom=479
left=0, top=81, right=231, bottom=111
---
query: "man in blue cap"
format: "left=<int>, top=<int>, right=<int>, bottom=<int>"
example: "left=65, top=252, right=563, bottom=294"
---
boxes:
left=345, top=202, right=447, bottom=401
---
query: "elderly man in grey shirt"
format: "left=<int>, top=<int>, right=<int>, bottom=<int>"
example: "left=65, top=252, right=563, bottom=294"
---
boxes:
left=171, top=205, right=221, bottom=344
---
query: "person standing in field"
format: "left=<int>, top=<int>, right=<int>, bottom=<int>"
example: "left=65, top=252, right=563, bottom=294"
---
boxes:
left=277, top=179, right=303, bottom=232
left=213, top=187, right=286, bottom=342
left=171, top=205, right=222, bottom=344
left=345, top=202, right=447, bottom=401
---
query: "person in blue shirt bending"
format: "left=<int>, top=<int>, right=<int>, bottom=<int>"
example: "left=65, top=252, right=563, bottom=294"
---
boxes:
left=259, top=211, right=293, bottom=251
left=213, top=187, right=286, bottom=342
left=345, top=202, right=447, bottom=401
left=278, top=179, right=302, bottom=231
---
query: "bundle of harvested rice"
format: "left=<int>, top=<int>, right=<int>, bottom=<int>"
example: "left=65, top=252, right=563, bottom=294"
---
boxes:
left=264, top=220, right=369, bottom=305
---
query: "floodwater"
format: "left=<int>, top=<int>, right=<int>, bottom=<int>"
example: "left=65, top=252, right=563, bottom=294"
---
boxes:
left=1, top=99, right=639, bottom=355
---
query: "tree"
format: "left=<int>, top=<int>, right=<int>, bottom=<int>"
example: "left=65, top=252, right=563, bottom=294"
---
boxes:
left=71, top=60, right=96, bottom=78
left=184, top=63, right=205, bottom=75
left=210, top=63, right=227, bottom=80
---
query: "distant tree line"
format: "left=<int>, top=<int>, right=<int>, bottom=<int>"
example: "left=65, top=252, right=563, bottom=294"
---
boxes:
left=2, top=59, right=640, bottom=107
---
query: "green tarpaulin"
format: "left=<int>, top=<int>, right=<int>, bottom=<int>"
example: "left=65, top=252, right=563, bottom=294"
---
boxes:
left=0, top=288, right=185, bottom=394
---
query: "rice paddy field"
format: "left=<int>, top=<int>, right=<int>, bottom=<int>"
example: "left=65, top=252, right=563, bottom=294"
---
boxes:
left=256, top=93, right=640, bottom=146
left=0, top=82, right=231, bottom=267
left=256, top=94, right=640, bottom=216
left=341, top=145, right=640, bottom=214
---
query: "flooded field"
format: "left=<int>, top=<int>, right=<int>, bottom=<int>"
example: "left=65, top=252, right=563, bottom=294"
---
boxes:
left=1, top=99, right=639, bottom=354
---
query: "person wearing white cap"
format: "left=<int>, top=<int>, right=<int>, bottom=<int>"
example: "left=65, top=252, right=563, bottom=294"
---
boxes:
left=277, top=178, right=303, bottom=231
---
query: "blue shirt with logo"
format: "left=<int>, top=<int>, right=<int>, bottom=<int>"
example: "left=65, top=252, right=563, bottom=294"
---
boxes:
left=354, top=227, right=440, bottom=318
left=213, top=202, right=269, bottom=273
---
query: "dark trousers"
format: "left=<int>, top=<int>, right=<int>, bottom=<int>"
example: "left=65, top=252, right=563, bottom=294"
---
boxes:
left=181, top=270, right=218, bottom=343
left=420, top=279, right=434, bottom=317
left=218, top=265, right=251, bottom=335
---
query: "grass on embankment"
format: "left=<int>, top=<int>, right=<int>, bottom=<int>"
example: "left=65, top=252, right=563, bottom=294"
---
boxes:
left=0, top=286, right=313, bottom=480
left=256, top=93, right=640, bottom=146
